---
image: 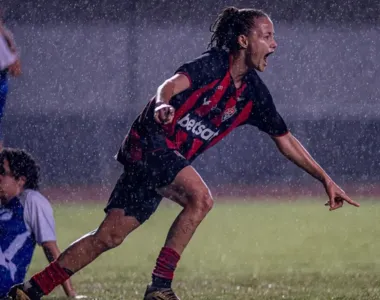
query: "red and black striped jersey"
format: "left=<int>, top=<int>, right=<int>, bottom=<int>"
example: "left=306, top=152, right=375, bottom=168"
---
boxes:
left=117, top=48, right=288, bottom=164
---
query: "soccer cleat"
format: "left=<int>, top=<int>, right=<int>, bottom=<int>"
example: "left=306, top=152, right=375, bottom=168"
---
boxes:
left=143, top=284, right=180, bottom=300
left=7, top=284, right=39, bottom=300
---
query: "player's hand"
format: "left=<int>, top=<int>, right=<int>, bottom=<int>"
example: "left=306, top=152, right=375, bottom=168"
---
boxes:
left=154, top=101, right=175, bottom=125
left=66, top=288, right=87, bottom=299
left=8, top=59, right=21, bottom=77
left=67, top=292, right=87, bottom=299
left=323, top=180, right=360, bottom=211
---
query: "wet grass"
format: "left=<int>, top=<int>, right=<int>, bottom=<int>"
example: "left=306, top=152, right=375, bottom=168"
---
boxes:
left=28, top=199, right=380, bottom=299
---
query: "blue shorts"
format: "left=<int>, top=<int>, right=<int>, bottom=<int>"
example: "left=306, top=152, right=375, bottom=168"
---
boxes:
left=104, top=149, right=190, bottom=224
left=0, top=73, right=8, bottom=141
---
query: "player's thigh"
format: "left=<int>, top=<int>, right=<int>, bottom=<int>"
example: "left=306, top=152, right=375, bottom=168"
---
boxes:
left=104, top=167, right=163, bottom=225
left=157, top=165, right=213, bottom=208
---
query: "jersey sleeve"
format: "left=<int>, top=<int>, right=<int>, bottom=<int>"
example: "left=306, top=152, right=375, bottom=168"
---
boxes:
left=175, top=50, right=226, bottom=90
left=247, top=78, right=289, bottom=136
left=0, top=35, right=17, bottom=70
left=23, top=191, right=56, bottom=245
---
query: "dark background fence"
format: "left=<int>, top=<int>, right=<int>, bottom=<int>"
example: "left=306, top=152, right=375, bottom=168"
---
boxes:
left=1, top=0, right=379, bottom=195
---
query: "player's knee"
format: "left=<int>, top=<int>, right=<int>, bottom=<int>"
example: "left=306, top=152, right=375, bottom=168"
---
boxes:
left=202, top=193, right=214, bottom=213
left=94, top=231, right=125, bottom=251
left=191, top=191, right=214, bottom=216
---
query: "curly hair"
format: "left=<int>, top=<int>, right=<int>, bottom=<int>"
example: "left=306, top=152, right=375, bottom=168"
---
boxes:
left=208, top=6, right=268, bottom=52
left=0, top=148, right=40, bottom=190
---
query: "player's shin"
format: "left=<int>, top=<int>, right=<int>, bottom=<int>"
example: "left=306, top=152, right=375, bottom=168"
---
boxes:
left=152, top=199, right=213, bottom=288
left=21, top=231, right=111, bottom=297
left=23, top=261, right=73, bottom=298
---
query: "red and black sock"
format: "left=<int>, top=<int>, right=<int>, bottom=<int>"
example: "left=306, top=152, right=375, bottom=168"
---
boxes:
left=25, top=261, right=73, bottom=297
left=152, top=247, right=180, bottom=288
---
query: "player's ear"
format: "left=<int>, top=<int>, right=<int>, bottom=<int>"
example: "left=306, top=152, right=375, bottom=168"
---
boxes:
left=237, top=34, right=249, bottom=49
left=17, top=175, right=26, bottom=188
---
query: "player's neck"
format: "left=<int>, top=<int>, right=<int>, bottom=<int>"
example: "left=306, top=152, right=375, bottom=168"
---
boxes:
left=0, top=197, right=11, bottom=205
left=0, top=190, right=23, bottom=205
left=229, top=53, right=248, bottom=89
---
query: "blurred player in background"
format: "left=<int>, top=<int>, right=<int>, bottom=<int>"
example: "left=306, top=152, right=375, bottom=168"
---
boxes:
left=0, top=148, right=80, bottom=299
left=9, top=6, right=360, bottom=300
left=0, top=9, right=21, bottom=149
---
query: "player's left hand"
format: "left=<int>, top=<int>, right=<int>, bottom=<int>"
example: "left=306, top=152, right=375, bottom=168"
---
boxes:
left=323, top=180, right=360, bottom=211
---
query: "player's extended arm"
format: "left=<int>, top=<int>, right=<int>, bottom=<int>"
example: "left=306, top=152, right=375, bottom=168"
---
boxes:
left=272, top=132, right=329, bottom=183
left=154, top=74, right=191, bottom=124
left=271, top=132, right=360, bottom=210
left=41, top=241, right=78, bottom=298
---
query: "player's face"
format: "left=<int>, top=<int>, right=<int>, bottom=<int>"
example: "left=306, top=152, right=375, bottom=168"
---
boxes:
left=0, top=159, right=25, bottom=203
left=245, top=16, right=277, bottom=72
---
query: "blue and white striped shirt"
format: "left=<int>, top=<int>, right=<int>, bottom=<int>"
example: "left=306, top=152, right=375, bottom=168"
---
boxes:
left=0, top=189, right=56, bottom=298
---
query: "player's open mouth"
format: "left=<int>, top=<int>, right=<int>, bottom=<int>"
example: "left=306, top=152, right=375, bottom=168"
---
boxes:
left=264, top=52, right=273, bottom=65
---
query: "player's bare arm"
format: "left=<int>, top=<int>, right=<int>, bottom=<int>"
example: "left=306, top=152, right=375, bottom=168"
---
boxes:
left=271, top=132, right=360, bottom=211
left=154, top=73, right=190, bottom=124
left=41, top=241, right=80, bottom=298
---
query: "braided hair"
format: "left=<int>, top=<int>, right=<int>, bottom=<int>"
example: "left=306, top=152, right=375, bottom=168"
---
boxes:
left=209, top=7, right=268, bottom=52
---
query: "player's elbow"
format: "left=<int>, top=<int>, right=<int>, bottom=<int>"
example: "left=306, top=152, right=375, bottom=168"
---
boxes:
left=157, top=79, right=175, bottom=96
left=272, top=132, right=293, bottom=152
left=157, top=73, right=191, bottom=99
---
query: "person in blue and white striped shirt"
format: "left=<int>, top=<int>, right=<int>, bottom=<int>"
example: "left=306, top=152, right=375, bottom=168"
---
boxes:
left=0, top=148, right=80, bottom=299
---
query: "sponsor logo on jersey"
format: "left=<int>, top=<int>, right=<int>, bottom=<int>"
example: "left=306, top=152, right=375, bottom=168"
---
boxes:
left=178, top=114, right=219, bottom=141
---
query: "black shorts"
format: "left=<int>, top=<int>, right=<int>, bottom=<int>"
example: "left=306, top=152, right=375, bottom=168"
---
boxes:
left=104, top=149, right=190, bottom=224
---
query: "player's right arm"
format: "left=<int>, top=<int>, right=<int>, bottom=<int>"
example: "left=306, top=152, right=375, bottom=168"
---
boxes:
left=156, top=73, right=191, bottom=104
left=154, top=74, right=191, bottom=124
left=154, top=50, right=222, bottom=125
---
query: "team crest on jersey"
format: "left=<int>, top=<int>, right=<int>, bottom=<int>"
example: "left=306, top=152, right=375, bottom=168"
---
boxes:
left=222, top=106, right=237, bottom=122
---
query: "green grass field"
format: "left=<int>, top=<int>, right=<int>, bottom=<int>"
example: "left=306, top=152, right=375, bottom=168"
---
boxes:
left=27, top=199, right=380, bottom=299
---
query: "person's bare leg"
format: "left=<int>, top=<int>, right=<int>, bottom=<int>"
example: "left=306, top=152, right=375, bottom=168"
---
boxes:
left=19, top=209, right=140, bottom=297
left=158, top=166, right=213, bottom=255
left=57, top=209, right=140, bottom=272
left=145, top=165, right=213, bottom=298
